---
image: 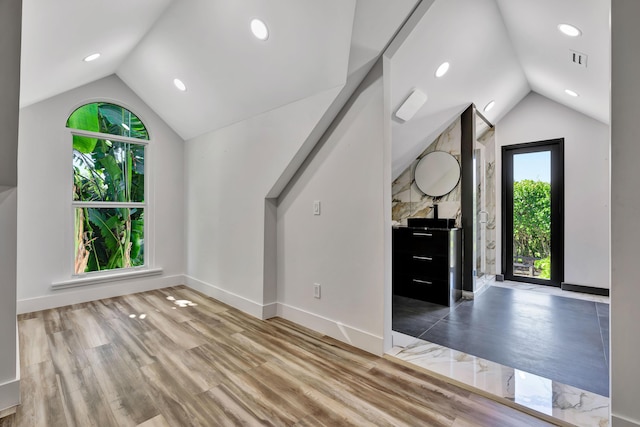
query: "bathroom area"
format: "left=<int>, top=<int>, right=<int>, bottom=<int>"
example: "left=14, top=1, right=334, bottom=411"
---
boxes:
left=389, top=104, right=610, bottom=426
left=391, top=105, right=496, bottom=313
left=385, top=1, right=611, bottom=425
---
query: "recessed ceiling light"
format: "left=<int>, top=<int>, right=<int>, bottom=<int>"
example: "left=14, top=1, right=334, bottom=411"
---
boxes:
left=173, top=78, right=187, bottom=92
left=251, top=18, right=269, bottom=41
left=121, top=123, right=130, bottom=131
left=435, top=62, right=450, bottom=78
left=83, top=53, right=101, bottom=62
left=558, top=23, right=582, bottom=37
left=565, top=89, right=579, bottom=97
left=484, top=100, right=495, bottom=112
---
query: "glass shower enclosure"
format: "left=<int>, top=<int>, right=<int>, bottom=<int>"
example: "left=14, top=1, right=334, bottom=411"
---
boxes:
left=472, top=112, right=496, bottom=291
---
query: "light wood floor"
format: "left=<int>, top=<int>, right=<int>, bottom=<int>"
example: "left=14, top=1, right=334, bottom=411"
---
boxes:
left=3, top=286, right=554, bottom=426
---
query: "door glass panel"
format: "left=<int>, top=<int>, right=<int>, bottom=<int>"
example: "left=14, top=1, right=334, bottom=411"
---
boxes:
left=512, top=151, right=551, bottom=279
left=472, top=113, right=496, bottom=291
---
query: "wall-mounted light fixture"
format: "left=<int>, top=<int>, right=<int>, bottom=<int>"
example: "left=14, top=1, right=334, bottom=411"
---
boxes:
left=395, top=89, right=428, bottom=122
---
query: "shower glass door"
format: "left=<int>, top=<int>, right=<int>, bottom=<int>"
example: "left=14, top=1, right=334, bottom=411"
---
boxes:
left=472, top=113, right=496, bottom=291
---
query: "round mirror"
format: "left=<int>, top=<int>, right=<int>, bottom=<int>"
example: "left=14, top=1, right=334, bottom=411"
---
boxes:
left=414, top=151, right=461, bottom=197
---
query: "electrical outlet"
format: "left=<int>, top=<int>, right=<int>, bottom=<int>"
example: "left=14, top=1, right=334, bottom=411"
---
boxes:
left=313, top=283, right=321, bottom=299
left=313, top=200, right=321, bottom=215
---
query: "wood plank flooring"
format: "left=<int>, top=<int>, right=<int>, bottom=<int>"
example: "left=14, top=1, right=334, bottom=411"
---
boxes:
left=3, top=286, right=555, bottom=426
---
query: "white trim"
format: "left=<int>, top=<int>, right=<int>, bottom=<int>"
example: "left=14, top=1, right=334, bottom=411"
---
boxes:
left=15, top=322, right=19, bottom=388
left=0, top=323, right=22, bottom=413
left=70, top=115, right=152, bottom=279
left=611, top=415, right=640, bottom=427
left=19, top=273, right=181, bottom=314
left=183, top=275, right=268, bottom=319
left=53, top=267, right=163, bottom=289
left=182, top=277, right=381, bottom=354
left=72, top=201, right=145, bottom=209
left=262, top=302, right=278, bottom=319
left=276, top=303, right=384, bottom=356
left=0, top=379, right=20, bottom=412
left=70, top=129, right=149, bottom=145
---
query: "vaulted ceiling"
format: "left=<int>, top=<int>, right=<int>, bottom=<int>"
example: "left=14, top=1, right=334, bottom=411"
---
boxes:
left=496, top=0, right=609, bottom=124
left=20, top=0, right=417, bottom=141
left=389, top=0, right=610, bottom=177
left=20, top=0, right=610, bottom=175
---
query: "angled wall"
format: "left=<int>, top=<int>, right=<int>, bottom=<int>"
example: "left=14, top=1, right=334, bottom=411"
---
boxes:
left=277, top=63, right=386, bottom=354
left=184, top=87, right=342, bottom=318
left=0, top=0, right=21, bottom=411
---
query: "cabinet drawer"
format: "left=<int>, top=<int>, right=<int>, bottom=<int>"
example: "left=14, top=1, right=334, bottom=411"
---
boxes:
left=407, top=230, right=450, bottom=256
left=394, top=277, right=450, bottom=306
left=393, top=228, right=449, bottom=255
left=394, top=253, right=449, bottom=280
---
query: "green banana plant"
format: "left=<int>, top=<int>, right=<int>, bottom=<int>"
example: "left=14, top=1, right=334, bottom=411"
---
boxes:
left=69, top=103, right=147, bottom=273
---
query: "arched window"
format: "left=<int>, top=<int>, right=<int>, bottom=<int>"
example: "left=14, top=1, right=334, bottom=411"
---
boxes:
left=67, top=102, right=148, bottom=274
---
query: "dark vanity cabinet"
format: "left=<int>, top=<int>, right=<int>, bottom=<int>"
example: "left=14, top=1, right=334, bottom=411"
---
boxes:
left=392, top=227, right=462, bottom=306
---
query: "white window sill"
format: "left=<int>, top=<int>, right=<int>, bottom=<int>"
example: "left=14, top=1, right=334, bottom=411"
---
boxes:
left=52, top=267, right=163, bottom=290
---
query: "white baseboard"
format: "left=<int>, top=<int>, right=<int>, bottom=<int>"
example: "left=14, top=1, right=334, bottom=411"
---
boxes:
left=262, top=302, right=278, bottom=319
left=17, top=274, right=184, bottom=314
left=0, top=325, right=21, bottom=413
left=182, top=278, right=382, bottom=354
left=612, top=414, right=640, bottom=427
left=276, top=303, right=384, bottom=356
left=0, top=378, right=19, bottom=413
left=18, top=272, right=382, bottom=360
left=183, top=275, right=271, bottom=320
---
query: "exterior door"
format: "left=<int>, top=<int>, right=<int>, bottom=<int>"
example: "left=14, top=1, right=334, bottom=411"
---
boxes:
left=502, top=139, right=564, bottom=286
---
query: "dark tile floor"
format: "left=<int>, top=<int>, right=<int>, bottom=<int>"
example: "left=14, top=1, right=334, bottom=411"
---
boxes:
left=392, top=286, right=610, bottom=397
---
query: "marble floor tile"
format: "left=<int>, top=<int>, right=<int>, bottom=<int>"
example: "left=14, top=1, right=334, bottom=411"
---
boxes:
left=393, top=285, right=610, bottom=396
left=389, top=338, right=610, bottom=427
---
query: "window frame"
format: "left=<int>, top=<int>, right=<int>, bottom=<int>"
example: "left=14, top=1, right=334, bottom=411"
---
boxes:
left=69, top=120, right=151, bottom=277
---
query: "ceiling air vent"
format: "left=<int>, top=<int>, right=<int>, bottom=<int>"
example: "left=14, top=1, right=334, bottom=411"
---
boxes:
left=570, top=50, right=588, bottom=68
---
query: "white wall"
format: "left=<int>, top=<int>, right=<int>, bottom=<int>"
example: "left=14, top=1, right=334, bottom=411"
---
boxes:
left=611, top=1, right=640, bottom=425
left=184, top=86, right=342, bottom=318
left=277, top=63, right=385, bottom=355
left=0, top=0, right=21, bottom=411
left=496, top=92, right=610, bottom=289
left=17, top=75, right=185, bottom=312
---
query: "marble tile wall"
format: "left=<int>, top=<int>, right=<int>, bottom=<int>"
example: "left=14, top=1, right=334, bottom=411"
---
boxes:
left=392, top=118, right=462, bottom=226
left=478, top=128, right=496, bottom=275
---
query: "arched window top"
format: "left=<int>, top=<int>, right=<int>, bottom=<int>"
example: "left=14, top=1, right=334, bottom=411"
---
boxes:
left=67, top=102, right=149, bottom=140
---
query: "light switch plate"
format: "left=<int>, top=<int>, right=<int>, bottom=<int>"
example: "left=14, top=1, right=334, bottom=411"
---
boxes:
left=313, top=200, right=321, bottom=215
